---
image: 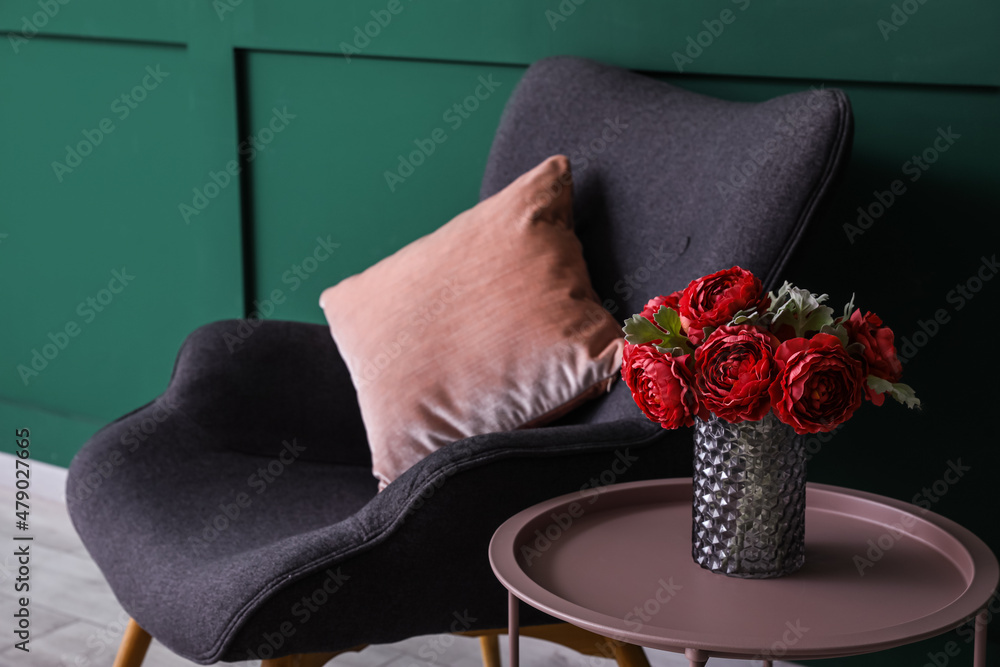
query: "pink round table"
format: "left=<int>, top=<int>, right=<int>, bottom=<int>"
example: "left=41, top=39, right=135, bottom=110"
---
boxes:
left=489, top=479, right=998, bottom=667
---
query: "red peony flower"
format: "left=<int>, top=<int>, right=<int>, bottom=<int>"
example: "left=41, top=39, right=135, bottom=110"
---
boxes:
left=842, top=310, right=903, bottom=406
left=621, top=344, right=701, bottom=429
left=769, top=333, right=866, bottom=434
left=694, top=325, right=781, bottom=423
left=679, top=267, right=764, bottom=345
left=641, top=291, right=683, bottom=324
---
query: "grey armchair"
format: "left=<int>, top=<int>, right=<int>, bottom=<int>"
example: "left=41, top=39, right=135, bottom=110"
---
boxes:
left=67, top=56, right=852, bottom=667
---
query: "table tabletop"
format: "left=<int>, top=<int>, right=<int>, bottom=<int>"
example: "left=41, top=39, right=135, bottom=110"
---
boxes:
left=489, top=479, right=998, bottom=663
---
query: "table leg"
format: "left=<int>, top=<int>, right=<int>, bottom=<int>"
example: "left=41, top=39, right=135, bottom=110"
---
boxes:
left=684, top=647, right=708, bottom=666
left=974, top=610, right=988, bottom=667
left=508, top=591, right=519, bottom=667
left=762, top=662, right=772, bottom=667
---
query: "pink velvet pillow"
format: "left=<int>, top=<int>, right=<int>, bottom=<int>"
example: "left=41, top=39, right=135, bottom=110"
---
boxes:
left=320, top=155, right=624, bottom=489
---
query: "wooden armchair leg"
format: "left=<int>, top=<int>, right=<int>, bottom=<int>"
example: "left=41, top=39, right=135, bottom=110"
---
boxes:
left=112, top=619, right=152, bottom=667
left=479, top=634, right=502, bottom=667
left=610, top=640, right=650, bottom=667
left=465, top=624, right=649, bottom=667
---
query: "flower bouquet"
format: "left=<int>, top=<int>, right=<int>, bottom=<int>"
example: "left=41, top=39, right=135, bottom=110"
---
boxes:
left=621, top=266, right=918, bottom=577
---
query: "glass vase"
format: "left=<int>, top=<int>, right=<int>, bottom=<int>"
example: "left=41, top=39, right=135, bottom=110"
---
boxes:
left=691, top=411, right=807, bottom=578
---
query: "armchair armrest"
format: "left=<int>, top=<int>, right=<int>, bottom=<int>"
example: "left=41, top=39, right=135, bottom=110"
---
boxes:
left=223, top=417, right=694, bottom=658
left=162, top=319, right=371, bottom=466
left=370, top=418, right=677, bottom=522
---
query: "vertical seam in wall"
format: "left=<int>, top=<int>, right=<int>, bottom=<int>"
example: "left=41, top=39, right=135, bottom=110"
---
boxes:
left=234, top=48, right=257, bottom=318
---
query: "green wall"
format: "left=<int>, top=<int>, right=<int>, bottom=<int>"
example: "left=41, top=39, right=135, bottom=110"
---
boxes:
left=2, top=2, right=998, bottom=662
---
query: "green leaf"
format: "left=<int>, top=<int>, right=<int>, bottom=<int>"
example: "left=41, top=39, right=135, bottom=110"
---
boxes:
left=820, top=323, right=849, bottom=348
left=766, top=282, right=792, bottom=313
left=845, top=341, right=866, bottom=356
left=889, top=382, right=921, bottom=409
left=799, top=305, right=835, bottom=334
left=867, top=375, right=893, bottom=395
left=842, top=293, right=857, bottom=322
left=729, top=306, right=764, bottom=327
left=652, top=307, right=693, bottom=355
left=867, top=376, right=921, bottom=409
left=652, top=306, right=682, bottom=336
left=623, top=308, right=693, bottom=355
left=622, top=314, right=666, bottom=346
left=766, top=283, right=834, bottom=337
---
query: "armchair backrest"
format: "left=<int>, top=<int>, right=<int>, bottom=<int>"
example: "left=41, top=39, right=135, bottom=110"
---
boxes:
left=480, top=56, right=853, bottom=424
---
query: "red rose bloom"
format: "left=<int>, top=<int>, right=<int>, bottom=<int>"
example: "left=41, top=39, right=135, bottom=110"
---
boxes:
left=679, top=267, right=764, bottom=344
left=694, top=325, right=781, bottom=422
left=641, top=291, right=683, bottom=324
left=769, top=333, right=866, bottom=434
left=843, top=310, right=903, bottom=406
left=621, top=344, right=701, bottom=429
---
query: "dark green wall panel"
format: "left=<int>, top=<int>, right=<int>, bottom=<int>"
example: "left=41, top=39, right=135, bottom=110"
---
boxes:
left=10, top=0, right=992, bottom=87
left=0, top=37, right=244, bottom=462
left=246, top=53, right=523, bottom=323
left=231, top=0, right=1000, bottom=86
left=0, top=0, right=188, bottom=45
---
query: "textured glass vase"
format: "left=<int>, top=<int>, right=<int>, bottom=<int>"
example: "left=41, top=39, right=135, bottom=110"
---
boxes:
left=692, top=412, right=807, bottom=578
